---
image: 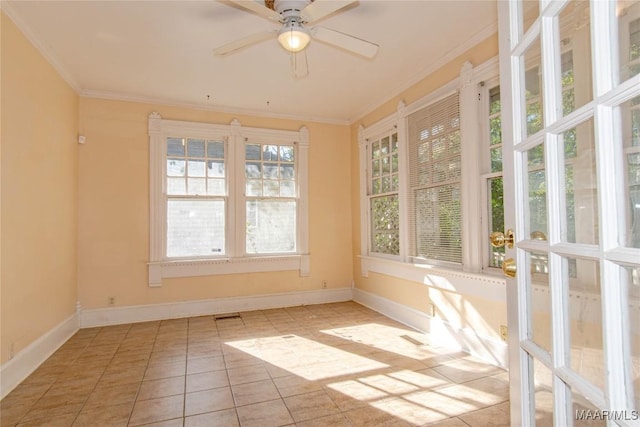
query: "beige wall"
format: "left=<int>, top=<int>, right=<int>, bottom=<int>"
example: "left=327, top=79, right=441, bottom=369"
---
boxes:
left=77, top=98, right=353, bottom=309
left=1, top=12, right=79, bottom=364
left=349, top=34, right=508, bottom=341
left=0, top=6, right=502, bottom=368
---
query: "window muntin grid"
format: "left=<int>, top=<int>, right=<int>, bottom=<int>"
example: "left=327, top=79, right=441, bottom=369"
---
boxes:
left=165, top=137, right=226, bottom=258
left=245, top=143, right=297, bottom=254
left=166, top=138, right=226, bottom=196
left=245, top=143, right=296, bottom=198
left=368, top=131, right=400, bottom=256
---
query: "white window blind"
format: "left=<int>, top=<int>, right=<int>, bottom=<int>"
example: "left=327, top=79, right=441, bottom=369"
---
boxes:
left=408, top=93, right=462, bottom=263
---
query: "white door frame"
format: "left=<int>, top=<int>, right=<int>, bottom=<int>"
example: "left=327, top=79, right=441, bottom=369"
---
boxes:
left=498, top=1, right=640, bottom=426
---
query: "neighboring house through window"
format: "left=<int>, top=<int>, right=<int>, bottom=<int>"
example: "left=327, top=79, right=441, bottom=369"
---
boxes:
left=147, top=113, right=309, bottom=286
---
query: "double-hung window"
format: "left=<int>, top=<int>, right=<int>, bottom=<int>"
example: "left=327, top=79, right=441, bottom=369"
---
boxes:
left=481, top=83, right=505, bottom=271
left=407, top=93, right=462, bottom=264
left=367, top=131, right=400, bottom=257
left=244, top=141, right=297, bottom=254
left=166, top=137, right=227, bottom=257
left=148, top=113, right=309, bottom=286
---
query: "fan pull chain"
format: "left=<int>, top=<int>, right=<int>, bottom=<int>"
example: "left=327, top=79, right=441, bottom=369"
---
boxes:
left=290, top=50, right=309, bottom=79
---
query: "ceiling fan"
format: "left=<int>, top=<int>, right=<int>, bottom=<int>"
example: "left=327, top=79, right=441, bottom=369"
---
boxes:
left=214, top=0, right=379, bottom=59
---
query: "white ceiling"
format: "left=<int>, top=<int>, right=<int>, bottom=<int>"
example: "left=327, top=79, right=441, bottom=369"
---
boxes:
left=4, top=0, right=497, bottom=123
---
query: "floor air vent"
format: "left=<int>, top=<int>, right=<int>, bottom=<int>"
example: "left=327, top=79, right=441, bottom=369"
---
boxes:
left=214, top=312, right=241, bottom=320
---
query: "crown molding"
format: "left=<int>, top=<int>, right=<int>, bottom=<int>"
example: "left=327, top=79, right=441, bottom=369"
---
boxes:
left=80, top=90, right=350, bottom=126
left=349, top=22, right=498, bottom=125
left=2, top=2, right=82, bottom=93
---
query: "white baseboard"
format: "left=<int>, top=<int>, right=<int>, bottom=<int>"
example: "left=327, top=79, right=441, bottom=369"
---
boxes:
left=0, top=312, right=79, bottom=400
left=81, top=287, right=353, bottom=328
left=1, top=287, right=504, bottom=400
left=353, top=288, right=508, bottom=368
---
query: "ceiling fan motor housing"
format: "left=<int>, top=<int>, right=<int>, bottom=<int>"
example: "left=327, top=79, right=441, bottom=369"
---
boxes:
left=273, top=0, right=312, bottom=20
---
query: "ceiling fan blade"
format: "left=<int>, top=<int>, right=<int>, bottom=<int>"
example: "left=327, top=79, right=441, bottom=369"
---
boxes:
left=227, top=0, right=281, bottom=22
left=311, top=26, right=378, bottom=59
left=213, top=31, right=276, bottom=56
left=301, top=0, right=357, bottom=23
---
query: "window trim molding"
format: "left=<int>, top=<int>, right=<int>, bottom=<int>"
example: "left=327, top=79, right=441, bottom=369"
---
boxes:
left=358, top=57, right=508, bottom=286
left=148, top=112, right=309, bottom=287
left=358, top=103, right=408, bottom=262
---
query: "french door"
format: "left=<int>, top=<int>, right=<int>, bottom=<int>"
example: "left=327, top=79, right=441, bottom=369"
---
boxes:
left=497, top=0, right=640, bottom=425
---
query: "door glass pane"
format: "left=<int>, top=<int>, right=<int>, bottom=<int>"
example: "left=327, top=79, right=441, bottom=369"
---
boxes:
left=559, top=2, right=593, bottom=116
left=623, top=266, right=640, bottom=410
left=527, top=144, right=548, bottom=238
left=529, top=251, right=551, bottom=352
left=620, top=97, right=640, bottom=249
left=533, top=359, right=553, bottom=426
left=618, top=0, right=640, bottom=83
left=561, top=119, right=599, bottom=245
left=167, top=200, right=225, bottom=257
left=567, top=257, right=604, bottom=390
left=524, top=39, right=544, bottom=137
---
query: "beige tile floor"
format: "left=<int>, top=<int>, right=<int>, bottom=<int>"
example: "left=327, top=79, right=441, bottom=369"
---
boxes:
left=0, top=301, right=510, bottom=427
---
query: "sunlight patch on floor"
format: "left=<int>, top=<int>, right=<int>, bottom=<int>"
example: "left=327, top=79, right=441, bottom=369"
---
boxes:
left=320, top=323, right=442, bottom=361
left=224, top=334, right=389, bottom=381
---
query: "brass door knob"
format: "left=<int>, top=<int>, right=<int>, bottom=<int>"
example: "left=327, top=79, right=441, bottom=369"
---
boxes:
left=503, top=258, right=516, bottom=278
left=490, top=229, right=515, bottom=248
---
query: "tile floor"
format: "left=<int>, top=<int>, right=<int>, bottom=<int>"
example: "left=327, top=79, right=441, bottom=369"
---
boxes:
left=0, top=301, right=510, bottom=427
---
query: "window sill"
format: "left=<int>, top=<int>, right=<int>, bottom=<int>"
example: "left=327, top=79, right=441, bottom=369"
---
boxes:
left=148, top=254, right=310, bottom=287
left=359, top=255, right=506, bottom=302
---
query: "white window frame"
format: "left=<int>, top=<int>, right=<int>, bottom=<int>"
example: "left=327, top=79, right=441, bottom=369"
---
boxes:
left=147, top=113, right=309, bottom=287
left=357, top=60, right=508, bottom=301
left=479, top=77, right=506, bottom=274
left=358, top=107, right=407, bottom=262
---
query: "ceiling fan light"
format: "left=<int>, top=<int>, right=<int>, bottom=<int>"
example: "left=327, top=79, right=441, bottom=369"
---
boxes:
left=277, top=20, right=311, bottom=52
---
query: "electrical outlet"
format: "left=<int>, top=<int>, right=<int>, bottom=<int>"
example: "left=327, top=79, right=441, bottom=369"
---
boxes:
left=108, top=296, right=115, bottom=306
left=322, top=280, right=327, bottom=289
left=499, top=325, right=508, bottom=342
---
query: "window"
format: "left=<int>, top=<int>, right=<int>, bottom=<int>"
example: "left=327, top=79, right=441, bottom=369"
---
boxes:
left=147, top=114, right=309, bottom=286
left=367, top=131, right=400, bottom=256
left=245, top=142, right=297, bottom=254
left=481, top=84, right=505, bottom=270
left=408, top=93, right=462, bottom=264
left=358, top=61, right=505, bottom=286
left=620, top=6, right=640, bottom=291
left=166, top=138, right=226, bottom=257
left=622, top=13, right=640, bottom=251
